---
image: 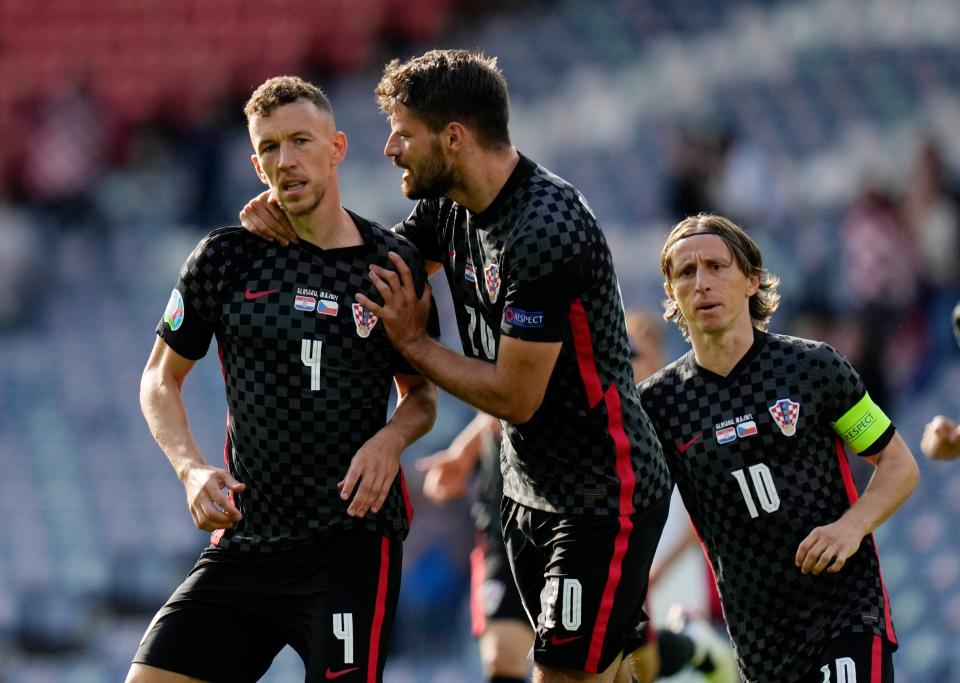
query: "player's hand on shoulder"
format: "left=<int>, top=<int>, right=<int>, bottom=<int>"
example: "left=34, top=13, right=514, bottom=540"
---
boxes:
left=182, top=463, right=246, bottom=532
left=417, top=450, right=472, bottom=503
left=239, top=190, right=297, bottom=246
left=339, top=433, right=402, bottom=518
left=795, top=518, right=862, bottom=576
left=921, top=415, right=960, bottom=461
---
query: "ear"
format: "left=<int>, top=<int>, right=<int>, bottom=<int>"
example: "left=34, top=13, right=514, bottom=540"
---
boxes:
left=251, top=154, right=269, bottom=186
left=331, top=131, right=348, bottom=167
left=445, top=121, right=468, bottom=151
left=746, top=273, right=760, bottom=297
left=663, top=280, right=676, bottom=303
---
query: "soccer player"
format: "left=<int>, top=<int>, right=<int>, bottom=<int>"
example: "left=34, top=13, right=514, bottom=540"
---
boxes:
left=637, top=214, right=920, bottom=683
left=418, top=310, right=735, bottom=683
left=126, top=76, right=438, bottom=683
left=244, top=50, right=673, bottom=683
left=920, top=301, right=960, bottom=461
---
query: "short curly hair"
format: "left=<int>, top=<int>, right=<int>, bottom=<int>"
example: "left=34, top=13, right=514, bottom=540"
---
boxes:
left=244, top=75, right=333, bottom=122
left=660, top=214, right=780, bottom=339
left=375, top=49, right=510, bottom=150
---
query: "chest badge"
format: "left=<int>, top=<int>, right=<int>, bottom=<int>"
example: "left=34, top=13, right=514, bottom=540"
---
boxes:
left=768, top=398, right=800, bottom=437
left=484, top=263, right=500, bottom=303
left=352, top=302, right=378, bottom=338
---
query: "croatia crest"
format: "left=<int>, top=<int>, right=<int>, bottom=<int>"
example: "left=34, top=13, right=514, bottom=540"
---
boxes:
left=484, top=263, right=500, bottom=303
left=768, top=398, right=800, bottom=437
left=352, top=302, right=378, bottom=338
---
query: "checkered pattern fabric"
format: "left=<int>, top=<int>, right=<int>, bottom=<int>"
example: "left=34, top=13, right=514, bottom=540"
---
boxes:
left=397, top=154, right=671, bottom=516
left=638, top=331, right=897, bottom=683
left=157, top=212, right=435, bottom=552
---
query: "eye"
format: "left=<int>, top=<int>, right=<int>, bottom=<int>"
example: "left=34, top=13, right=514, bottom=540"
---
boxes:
left=294, top=137, right=309, bottom=145
left=261, top=142, right=277, bottom=153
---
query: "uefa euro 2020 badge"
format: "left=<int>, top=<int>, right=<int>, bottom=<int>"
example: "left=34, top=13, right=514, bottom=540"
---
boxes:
left=352, top=302, right=379, bottom=338
left=768, top=398, right=801, bottom=437
left=163, top=289, right=185, bottom=331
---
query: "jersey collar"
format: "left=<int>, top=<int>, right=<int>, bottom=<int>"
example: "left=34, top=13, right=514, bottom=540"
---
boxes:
left=688, top=327, right=768, bottom=386
left=469, top=153, right=537, bottom=226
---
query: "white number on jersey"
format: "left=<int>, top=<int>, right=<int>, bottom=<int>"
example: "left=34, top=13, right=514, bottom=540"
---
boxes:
left=465, top=305, right=496, bottom=360
left=731, top=463, right=781, bottom=518
left=333, top=612, right=354, bottom=664
left=301, top=339, right=323, bottom=391
left=820, top=656, right=857, bottom=683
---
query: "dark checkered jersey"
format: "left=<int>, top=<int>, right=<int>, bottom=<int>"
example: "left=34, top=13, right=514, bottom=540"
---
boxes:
left=637, top=330, right=898, bottom=683
left=396, top=154, right=671, bottom=516
left=156, top=212, right=436, bottom=551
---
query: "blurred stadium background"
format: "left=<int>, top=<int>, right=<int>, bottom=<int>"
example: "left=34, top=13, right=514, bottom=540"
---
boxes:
left=1, top=0, right=960, bottom=680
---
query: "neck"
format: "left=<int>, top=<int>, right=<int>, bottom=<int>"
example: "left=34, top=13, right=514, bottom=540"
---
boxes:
left=690, top=323, right=757, bottom=376
left=446, top=146, right=520, bottom=213
left=288, top=194, right=361, bottom=250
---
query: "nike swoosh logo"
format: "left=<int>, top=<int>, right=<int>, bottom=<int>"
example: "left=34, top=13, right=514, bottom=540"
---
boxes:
left=550, top=634, right=583, bottom=646
left=324, top=666, right=359, bottom=680
left=244, top=288, right=279, bottom=301
left=676, top=432, right=703, bottom=453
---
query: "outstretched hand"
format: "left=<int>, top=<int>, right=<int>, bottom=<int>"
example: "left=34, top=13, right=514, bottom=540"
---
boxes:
left=921, top=415, right=960, bottom=460
left=355, top=252, right=432, bottom=353
left=182, top=464, right=246, bottom=532
left=239, top=190, right=298, bottom=246
left=417, top=450, right=473, bottom=503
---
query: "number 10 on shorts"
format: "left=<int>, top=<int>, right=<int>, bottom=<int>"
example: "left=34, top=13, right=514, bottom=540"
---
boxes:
left=542, top=577, right=582, bottom=630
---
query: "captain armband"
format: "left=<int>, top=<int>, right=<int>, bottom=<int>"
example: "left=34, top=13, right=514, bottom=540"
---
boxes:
left=831, top=393, right=892, bottom=454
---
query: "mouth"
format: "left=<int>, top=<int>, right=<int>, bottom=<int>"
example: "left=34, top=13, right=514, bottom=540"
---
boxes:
left=280, top=179, right=307, bottom=195
left=697, top=302, right=720, bottom=313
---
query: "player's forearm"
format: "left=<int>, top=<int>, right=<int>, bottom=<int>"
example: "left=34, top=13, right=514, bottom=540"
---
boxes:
left=380, top=380, right=438, bottom=451
left=398, top=336, right=531, bottom=423
left=140, top=370, right=209, bottom=481
left=449, top=413, right=500, bottom=465
left=841, top=433, right=919, bottom=538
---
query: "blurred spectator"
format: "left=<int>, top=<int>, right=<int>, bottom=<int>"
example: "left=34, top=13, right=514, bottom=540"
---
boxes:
left=20, top=83, right=111, bottom=230
left=902, top=138, right=960, bottom=292
left=0, top=194, right=43, bottom=330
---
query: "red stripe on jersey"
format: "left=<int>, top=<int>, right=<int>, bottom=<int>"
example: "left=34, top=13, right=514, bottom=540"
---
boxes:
left=469, top=537, right=487, bottom=637
left=368, top=536, right=391, bottom=682
left=834, top=438, right=897, bottom=645
left=568, top=298, right=640, bottom=671
left=399, top=467, right=414, bottom=525
left=568, top=299, right=604, bottom=407
left=871, top=634, right=883, bottom=683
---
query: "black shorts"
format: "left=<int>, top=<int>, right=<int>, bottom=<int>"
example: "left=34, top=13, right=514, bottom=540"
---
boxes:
left=801, top=633, right=894, bottom=683
left=501, top=494, right=669, bottom=674
left=469, top=529, right=529, bottom=637
left=133, top=530, right=402, bottom=683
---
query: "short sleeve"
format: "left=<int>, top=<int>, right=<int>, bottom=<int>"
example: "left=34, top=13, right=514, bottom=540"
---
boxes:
left=155, top=234, right=226, bottom=360
left=394, top=199, right=446, bottom=264
left=498, top=220, right=583, bottom=342
left=820, top=344, right=895, bottom=456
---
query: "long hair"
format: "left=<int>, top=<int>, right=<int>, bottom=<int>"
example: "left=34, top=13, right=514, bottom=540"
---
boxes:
left=660, top=214, right=780, bottom=339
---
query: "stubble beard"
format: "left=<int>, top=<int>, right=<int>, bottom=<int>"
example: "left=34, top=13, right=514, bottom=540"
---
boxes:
left=402, top=143, right=456, bottom=200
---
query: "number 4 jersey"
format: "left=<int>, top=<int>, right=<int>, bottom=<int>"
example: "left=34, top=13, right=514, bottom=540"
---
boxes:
left=638, top=330, right=898, bottom=683
left=156, top=213, right=437, bottom=552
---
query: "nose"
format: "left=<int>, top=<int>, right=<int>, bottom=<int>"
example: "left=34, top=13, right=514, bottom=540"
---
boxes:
left=384, top=131, right=400, bottom=159
left=694, top=266, right=710, bottom=292
left=278, top=141, right=297, bottom=169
